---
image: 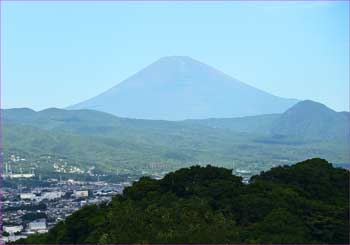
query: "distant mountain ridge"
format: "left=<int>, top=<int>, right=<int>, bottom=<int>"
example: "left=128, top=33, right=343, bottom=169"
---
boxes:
left=271, top=100, right=350, bottom=139
left=3, top=100, right=349, bottom=174
left=186, top=100, right=349, bottom=140
left=4, top=100, right=348, bottom=140
left=68, top=56, right=298, bottom=120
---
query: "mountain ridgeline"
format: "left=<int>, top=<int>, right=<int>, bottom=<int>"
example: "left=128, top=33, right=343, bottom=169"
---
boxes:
left=68, top=56, right=298, bottom=120
left=15, top=158, right=350, bottom=244
left=271, top=100, right=350, bottom=139
left=192, top=100, right=349, bottom=140
left=4, top=100, right=348, bottom=139
left=2, top=100, right=349, bottom=174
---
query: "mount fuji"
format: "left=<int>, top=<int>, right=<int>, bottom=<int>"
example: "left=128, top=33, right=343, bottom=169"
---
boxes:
left=68, top=56, right=298, bottom=120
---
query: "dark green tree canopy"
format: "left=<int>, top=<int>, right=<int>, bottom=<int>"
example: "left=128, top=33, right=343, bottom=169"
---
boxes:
left=16, top=158, right=349, bottom=244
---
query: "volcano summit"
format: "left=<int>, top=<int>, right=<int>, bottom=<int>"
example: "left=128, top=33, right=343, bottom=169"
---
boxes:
left=68, top=56, right=298, bottom=120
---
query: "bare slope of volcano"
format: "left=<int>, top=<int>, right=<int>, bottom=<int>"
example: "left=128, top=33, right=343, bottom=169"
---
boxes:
left=68, top=56, right=298, bottom=120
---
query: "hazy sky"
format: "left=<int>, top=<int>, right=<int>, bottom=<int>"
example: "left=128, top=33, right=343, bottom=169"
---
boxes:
left=2, top=1, right=349, bottom=111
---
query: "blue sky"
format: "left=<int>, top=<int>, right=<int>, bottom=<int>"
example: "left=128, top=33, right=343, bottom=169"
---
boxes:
left=2, top=1, right=349, bottom=111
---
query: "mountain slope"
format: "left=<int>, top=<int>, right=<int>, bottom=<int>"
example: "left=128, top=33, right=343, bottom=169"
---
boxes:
left=271, top=100, right=350, bottom=139
left=186, top=114, right=280, bottom=135
left=3, top=108, right=263, bottom=174
left=68, top=56, right=298, bottom=120
left=3, top=105, right=349, bottom=175
left=16, top=159, right=350, bottom=244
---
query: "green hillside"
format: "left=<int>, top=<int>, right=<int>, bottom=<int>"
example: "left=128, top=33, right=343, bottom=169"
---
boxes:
left=2, top=105, right=349, bottom=176
left=15, top=158, right=349, bottom=244
left=271, top=100, right=349, bottom=139
left=185, top=113, right=280, bottom=134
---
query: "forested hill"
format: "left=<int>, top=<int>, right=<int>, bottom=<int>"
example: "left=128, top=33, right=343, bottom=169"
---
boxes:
left=16, top=158, right=349, bottom=244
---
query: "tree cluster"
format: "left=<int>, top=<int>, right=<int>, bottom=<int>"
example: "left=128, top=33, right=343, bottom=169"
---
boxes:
left=16, top=158, right=349, bottom=244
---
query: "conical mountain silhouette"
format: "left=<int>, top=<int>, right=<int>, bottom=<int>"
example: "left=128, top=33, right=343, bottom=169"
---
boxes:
left=68, top=56, right=298, bottom=120
left=272, top=100, right=350, bottom=139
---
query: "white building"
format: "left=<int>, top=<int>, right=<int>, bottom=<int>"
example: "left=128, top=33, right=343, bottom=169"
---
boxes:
left=2, top=235, right=28, bottom=243
left=20, top=193, right=36, bottom=200
left=3, top=225, right=23, bottom=234
left=74, top=190, right=89, bottom=198
left=10, top=173, right=35, bottom=178
left=28, top=219, right=47, bottom=233
left=40, top=191, right=63, bottom=201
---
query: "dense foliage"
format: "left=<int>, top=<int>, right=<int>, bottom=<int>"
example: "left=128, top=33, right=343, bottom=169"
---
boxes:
left=3, top=108, right=349, bottom=175
left=16, top=158, right=349, bottom=244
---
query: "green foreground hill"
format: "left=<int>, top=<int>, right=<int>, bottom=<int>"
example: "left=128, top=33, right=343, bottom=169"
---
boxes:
left=16, top=158, right=349, bottom=244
